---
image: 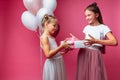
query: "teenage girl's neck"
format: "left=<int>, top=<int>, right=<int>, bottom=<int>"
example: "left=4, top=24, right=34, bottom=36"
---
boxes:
left=90, top=21, right=101, bottom=26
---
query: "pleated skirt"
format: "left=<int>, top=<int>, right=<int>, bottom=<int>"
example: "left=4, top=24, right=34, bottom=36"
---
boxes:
left=76, top=48, right=107, bottom=80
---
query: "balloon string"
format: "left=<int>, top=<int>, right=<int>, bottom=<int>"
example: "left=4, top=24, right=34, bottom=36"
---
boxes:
left=35, top=28, right=43, bottom=80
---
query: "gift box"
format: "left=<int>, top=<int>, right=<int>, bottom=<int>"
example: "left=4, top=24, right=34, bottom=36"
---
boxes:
left=61, top=34, right=87, bottom=48
left=74, top=40, right=87, bottom=48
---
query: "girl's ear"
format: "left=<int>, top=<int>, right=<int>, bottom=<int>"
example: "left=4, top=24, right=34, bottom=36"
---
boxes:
left=96, top=13, right=99, bottom=18
left=44, top=22, right=48, bottom=28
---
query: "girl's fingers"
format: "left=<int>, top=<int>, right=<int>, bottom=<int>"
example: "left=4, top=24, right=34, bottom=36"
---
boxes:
left=88, top=34, right=94, bottom=39
left=70, top=33, right=75, bottom=38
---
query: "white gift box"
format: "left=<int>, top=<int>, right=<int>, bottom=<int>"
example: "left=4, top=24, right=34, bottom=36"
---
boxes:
left=74, top=40, right=86, bottom=48
left=61, top=40, right=87, bottom=48
left=60, top=33, right=88, bottom=48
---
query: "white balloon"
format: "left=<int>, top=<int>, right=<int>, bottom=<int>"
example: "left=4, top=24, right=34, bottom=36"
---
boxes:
left=36, top=8, right=53, bottom=29
left=43, top=0, right=57, bottom=12
left=21, top=11, right=38, bottom=31
left=23, top=0, right=43, bottom=15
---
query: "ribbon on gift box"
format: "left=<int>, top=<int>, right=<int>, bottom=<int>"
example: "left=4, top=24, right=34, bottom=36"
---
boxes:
left=66, top=33, right=88, bottom=48
left=65, top=33, right=79, bottom=48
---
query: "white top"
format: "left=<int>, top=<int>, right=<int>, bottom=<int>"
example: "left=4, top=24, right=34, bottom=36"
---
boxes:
left=83, top=24, right=111, bottom=49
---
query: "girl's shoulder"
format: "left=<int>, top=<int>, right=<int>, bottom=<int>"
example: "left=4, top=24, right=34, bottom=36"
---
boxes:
left=99, top=24, right=111, bottom=30
left=83, top=24, right=110, bottom=31
left=40, top=34, right=48, bottom=41
left=99, top=24, right=109, bottom=27
left=85, top=24, right=109, bottom=27
left=40, top=34, right=55, bottom=43
left=88, top=24, right=110, bottom=29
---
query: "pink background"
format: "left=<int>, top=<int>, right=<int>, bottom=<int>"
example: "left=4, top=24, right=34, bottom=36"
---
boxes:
left=0, top=0, right=120, bottom=80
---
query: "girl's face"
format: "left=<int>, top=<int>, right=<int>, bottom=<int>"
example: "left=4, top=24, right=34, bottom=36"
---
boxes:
left=85, top=9, right=98, bottom=25
left=47, top=20, right=58, bottom=35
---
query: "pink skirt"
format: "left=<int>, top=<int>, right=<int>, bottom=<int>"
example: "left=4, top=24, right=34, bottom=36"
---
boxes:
left=76, top=48, right=107, bottom=80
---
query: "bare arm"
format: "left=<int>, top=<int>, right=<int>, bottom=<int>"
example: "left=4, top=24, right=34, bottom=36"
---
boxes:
left=95, top=32, right=118, bottom=46
left=41, top=36, right=71, bottom=58
left=88, top=32, right=118, bottom=46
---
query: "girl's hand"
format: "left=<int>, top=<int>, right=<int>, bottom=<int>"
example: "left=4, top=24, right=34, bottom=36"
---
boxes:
left=60, top=40, right=73, bottom=50
left=85, top=34, right=96, bottom=45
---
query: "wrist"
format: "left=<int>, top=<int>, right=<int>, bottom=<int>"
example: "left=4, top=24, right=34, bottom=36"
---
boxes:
left=94, top=39, right=98, bottom=43
left=59, top=44, right=64, bottom=50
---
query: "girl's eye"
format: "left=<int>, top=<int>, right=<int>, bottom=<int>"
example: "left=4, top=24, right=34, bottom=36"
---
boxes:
left=53, top=25, right=57, bottom=27
left=87, top=14, right=91, bottom=17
